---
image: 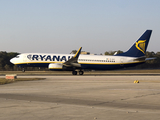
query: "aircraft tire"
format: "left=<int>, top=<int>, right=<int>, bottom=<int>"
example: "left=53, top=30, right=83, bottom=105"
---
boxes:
left=22, top=69, right=25, bottom=72
left=79, top=71, right=84, bottom=75
left=72, top=71, right=77, bottom=75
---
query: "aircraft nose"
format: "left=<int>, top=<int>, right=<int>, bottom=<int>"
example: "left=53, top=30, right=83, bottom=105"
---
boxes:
left=10, top=58, right=15, bottom=64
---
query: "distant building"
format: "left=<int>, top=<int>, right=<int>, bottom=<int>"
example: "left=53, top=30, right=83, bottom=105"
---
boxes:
left=80, top=51, right=90, bottom=55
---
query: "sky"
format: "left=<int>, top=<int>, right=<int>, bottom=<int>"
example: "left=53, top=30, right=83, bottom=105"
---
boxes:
left=0, top=0, right=160, bottom=54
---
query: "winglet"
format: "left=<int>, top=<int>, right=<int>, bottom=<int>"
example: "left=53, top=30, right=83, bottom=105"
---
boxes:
left=63, top=47, right=82, bottom=66
left=73, top=47, right=82, bottom=58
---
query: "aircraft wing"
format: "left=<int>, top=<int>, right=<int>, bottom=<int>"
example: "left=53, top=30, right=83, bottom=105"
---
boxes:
left=63, top=47, right=82, bottom=68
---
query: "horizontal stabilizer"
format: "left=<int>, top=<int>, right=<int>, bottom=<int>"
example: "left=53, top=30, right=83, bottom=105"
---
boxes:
left=145, top=57, right=156, bottom=61
left=133, top=56, right=146, bottom=61
left=133, top=56, right=156, bottom=61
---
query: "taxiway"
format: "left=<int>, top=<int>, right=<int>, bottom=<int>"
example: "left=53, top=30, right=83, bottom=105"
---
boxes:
left=0, top=76, right=160, bottom=120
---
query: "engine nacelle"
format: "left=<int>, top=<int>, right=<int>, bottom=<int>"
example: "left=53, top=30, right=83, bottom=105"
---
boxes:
left=48, top=63, right=63, bottom=71
left=49, top=63, right=74, bottom=71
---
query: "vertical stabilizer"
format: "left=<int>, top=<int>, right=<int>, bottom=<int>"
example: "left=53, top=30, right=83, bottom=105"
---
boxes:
left=116, top=30, right=152, bottom=57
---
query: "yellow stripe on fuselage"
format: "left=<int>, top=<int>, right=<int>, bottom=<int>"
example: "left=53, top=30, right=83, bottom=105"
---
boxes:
left=15, top=60, right=145, bottom=65
left=79, top=61, right=145, bottom=65
left=15, top=61, right=64, bottom=65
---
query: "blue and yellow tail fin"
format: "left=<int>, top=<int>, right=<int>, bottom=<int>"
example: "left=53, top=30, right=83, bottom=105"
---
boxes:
left=116, top=30, right=152, bottom=57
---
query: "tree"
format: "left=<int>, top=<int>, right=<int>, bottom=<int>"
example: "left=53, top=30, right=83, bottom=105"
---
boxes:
left=70, top=50, right=77, bottom=54
left=4, top=64, right=10, bottom=71
left=0, top=51, right=19, bottom=70
left=0, top=50, right=160, bottom=71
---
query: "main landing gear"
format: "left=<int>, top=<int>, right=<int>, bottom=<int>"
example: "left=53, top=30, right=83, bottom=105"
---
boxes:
left=79, top=71, right=84, bottom=75
left=22, top=68, right=25, bottom=72
left=72, top=70, right=84, bottom=75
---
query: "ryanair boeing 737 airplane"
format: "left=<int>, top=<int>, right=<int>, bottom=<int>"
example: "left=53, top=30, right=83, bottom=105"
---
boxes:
left=10, top=30, right=154, bottom=75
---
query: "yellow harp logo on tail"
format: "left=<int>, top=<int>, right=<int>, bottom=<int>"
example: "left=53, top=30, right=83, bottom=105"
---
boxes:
left=135, top=40, right=146, bottom=54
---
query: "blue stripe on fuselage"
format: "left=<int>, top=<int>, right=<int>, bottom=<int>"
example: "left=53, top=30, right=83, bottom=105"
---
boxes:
left=16, top=61, right=145, bottom=70
left=80, top=62, right=144, bottom=70
left=17, top=63, right=49, bottom=67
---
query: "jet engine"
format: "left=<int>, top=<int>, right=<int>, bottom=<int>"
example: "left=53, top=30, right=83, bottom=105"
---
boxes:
left=48, top=63, right=63, bottom=71
left=49, top=63, right=74, bottom=71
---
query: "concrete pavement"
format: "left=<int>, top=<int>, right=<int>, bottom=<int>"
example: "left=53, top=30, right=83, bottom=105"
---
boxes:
left=0, top=76, right=160, bottom=120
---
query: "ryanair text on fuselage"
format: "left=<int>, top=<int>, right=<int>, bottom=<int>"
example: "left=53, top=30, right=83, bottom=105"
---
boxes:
left=27, top=54, right=74, bottom=62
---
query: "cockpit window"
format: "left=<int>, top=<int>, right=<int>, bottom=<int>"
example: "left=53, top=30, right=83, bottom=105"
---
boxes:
left=16, top=55, right=20, bottom=58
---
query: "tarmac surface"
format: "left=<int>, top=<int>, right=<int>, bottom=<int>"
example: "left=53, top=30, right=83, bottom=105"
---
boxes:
left=0, top=75, right=160, bottom=120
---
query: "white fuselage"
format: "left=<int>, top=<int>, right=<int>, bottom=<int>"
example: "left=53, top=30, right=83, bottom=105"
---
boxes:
left=10, top=53, right=144, bottom=70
